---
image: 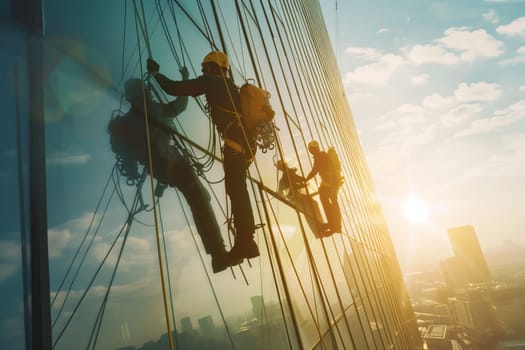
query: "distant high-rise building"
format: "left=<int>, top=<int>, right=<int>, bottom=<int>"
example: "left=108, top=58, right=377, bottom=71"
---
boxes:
left=250, top=295, right=264, bottom=318
left=447, top=226, right=491, bottom=283
left=423, top=325, right=449, bottom=350
left=448, top=289, right=494, bottom=336
left=441, top=256, right=469, bottom=290
left=491, top=286, right=525, bottom=336
left=198, top=315, right=215, bottom=336
left=180, top=316, right=193, bottom=333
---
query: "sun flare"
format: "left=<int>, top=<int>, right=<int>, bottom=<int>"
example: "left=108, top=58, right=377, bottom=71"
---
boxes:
left=404, top=195, right=429, bottom=223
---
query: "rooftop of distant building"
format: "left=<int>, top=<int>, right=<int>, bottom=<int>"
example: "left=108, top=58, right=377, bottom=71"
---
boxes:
left=424, top=325, right=447, bottom=340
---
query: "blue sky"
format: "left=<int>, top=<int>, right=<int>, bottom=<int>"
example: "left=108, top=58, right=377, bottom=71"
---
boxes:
left=321, top=0, right=525, bottom=271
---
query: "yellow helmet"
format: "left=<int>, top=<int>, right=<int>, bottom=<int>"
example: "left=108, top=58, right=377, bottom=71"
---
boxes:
left=276, top=159, right=286, bottom=170
left=202, top=51, right=230, bottom=70
left=308, top=140, right=320, bottom=152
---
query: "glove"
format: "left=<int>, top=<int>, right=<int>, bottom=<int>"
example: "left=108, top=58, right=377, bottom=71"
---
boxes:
left=147, top=58, right=160, bottom=74
left=180, top=66, right=189, bottom=80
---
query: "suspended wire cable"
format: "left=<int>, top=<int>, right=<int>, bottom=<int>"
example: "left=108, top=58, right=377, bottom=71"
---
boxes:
left=165, top=0, right=186, bottom=67
left=51, top=177, right=117, bottom=330
left=171, top=189, right=238, bottom=349
left=302, top=2, right=410, bottom=342
left=87, top=201, right=138, bottom=350
left=50, top=166, right=115, bottom=308
left=139, top=0, right=153, bottom=58
left=198, top=0, right=219, bottom=51
left=55, top=2, right=417, bottom=349
left=154, top=0, right=182, bottom=68
left=294, top=2, right=406, bottom=344
left=132, top=3, right=176, bottom=350
left=52, top=173, right=147, bottom=348
left=157, top=199, right=180, bottom=350
left=120, top=0, right=128, bottom=84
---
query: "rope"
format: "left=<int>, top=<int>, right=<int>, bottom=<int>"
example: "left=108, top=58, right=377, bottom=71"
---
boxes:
left=172, top=189, right=238, bottom=349
left=51, top=171, right=117, bottom=331
left=132, top=3, right=175, bottom=349
left=50, top=167, right=114, bottom=308
left=52, top=172, right=147, bottom=348
left=294, top=1, right=406, bottom=346
left=84, top=2, right=418, bottom=349
left=157, top=199, right=180, bottom=349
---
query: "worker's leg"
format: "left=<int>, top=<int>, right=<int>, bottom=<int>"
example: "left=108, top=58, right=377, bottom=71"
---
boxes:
left=223, top=148, right=258, bottom=259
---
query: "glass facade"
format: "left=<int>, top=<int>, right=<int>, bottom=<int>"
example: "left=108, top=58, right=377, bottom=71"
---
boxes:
left=1, top=0, right=421, bottom=349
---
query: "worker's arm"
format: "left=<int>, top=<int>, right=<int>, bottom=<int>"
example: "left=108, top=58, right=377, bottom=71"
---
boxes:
left=148, top=58, right=207, bottom=97
left=305, top=162, right=318, bottom=181
left=161, top=67, right=189, bottom=119
left=154, top=73, right=207, bottom=97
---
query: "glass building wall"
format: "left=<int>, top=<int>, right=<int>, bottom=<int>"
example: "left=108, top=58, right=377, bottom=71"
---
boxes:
left=1, top=0, right=422, bottom=349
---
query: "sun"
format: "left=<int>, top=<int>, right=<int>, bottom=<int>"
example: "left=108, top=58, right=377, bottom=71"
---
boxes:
left=404, top=195, right=429, bottom=223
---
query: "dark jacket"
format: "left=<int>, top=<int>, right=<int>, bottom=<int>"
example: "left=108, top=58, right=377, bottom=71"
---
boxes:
left=154, top=72, right=254, bottom=152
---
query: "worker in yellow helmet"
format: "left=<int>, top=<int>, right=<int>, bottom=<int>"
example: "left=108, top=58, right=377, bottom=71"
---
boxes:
left=305, top=141, right=342, bottom=235
left=108, top=72, right=238, bottom=273
left=147, top=52, right=259, bottom=263
left=275, top=160, right=328, bottom=238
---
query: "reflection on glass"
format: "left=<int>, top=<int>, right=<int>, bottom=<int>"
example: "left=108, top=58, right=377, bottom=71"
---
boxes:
left=1, top=0, right=419, bottom=349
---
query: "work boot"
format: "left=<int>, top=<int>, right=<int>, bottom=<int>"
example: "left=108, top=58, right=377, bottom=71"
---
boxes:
left=229, top=236, right=260, bottom=261
left=211, top=251, right=240, bottom=273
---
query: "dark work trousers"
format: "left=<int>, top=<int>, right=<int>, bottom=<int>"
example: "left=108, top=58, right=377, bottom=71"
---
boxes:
left=319, top=184, right=342, bottom=232
left=292, top=192, right=324, bottom=238
left=151, top=148, right=225, bottom=255
left=223, top=146, right=255, bottom=238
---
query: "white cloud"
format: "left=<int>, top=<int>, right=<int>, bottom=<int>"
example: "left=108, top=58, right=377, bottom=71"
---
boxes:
left=347, top=91, right=375, bottom=102
left=482, top=10, right=499, bottom=24
left=377, top=28, right=389, bottom=34
left=344, top=46, right=382, bottom=60
left=47, top=151, right=91, bottom=165
left=2, top=149, right=16, bottom=158
left=344, top=54, right=404, bottom=86
left=0, top=241, right=21, bottom=282
left=379, top=104, right=428, bottom=126
left=500, top=56, right=525, bottom=65
left=454, top=82, right=502, bottom=102
left=403, top=44, right=459, bottom=65
left=499, top=46, right=525, bottom=65
left=0, top=240, right=20, bottom=260
left=375, top=120, right=397, bottom=130
left=456, top=100, right=525, bottom=136
left=406, top=124, right=437, bottom=146
left=402, top=27, right=503, bottom=66
left=422, top=93, right=456, bottom=110
left=440, top=104, right=482, bottom=127
left=48, top=229, right=72, bottom=258
left=397, top=105, right=428, bottom=125
left=411, top=73, right=430, bottom=85
left=438, top=27, right=504, bottom=61
left=520, top=86, right=525, bottom=91
left=364, top=145, right=405, bottom=189
left=0, top=263, right=18, bottom=281
left=497, top=17, right=525, bottom=36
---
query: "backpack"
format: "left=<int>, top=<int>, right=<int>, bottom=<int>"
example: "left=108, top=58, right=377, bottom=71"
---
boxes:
left=239, top=80, right=276, bottom=153
left=327, top=146, right=344, bottom=186
left=107, top=112, right=142, bottom=183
